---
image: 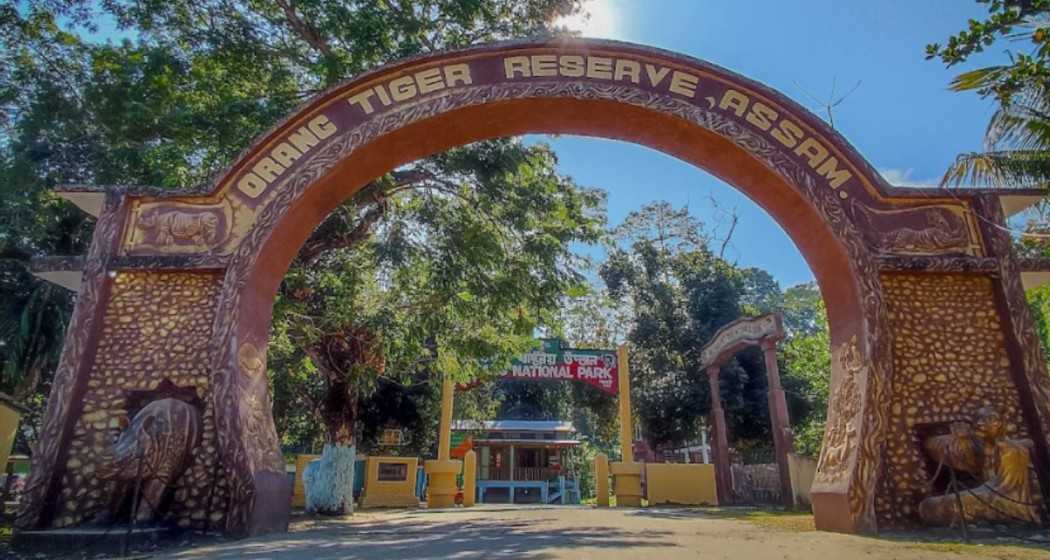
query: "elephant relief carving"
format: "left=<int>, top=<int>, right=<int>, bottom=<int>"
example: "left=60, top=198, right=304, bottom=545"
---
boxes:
left=96, top=397, right=202, bottom=524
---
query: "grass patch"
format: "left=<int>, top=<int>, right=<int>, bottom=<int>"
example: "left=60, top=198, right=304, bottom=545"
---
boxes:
left=905, top=541, right=1050, bottom=559
left=581, top=495, right=620, bottom=507
left=698, top=507, right=816, bottom=532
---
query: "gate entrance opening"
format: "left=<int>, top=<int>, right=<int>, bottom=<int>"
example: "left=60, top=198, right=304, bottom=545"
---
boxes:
left=23, top=38, right=1050, bottom=537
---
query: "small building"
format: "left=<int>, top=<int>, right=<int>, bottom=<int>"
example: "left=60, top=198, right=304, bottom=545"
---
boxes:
left=451, top=420, right=580, bottom=504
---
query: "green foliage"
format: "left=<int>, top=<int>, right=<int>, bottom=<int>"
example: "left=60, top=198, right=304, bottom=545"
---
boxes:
left=927, top=0, right=1050, bottom=103
left=929, top=2, right=1050, bottom=189
left=269, top=137, right=606, bottom=451
left=598, top=202, right=827, bottom=450
left=778, top=284, right=831, bottom=458
left=941, top=85, right=1050, bottom=189
left=1027, top=284, right=1050, bottom=371
left=0, top=0, right=588, bottom=453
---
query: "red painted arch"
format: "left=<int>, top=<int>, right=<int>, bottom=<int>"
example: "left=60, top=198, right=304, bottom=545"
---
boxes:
left=198, top=38, right=892, bottom=535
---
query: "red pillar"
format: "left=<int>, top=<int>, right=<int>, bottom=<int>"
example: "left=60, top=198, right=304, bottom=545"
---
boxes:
left=762, top=339, right=795, bottom=508
left=707, top=365, right=733, bottom=504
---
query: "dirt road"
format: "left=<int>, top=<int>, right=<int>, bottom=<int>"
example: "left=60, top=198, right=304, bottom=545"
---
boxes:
left=157, top=505, right=1050, bottom=560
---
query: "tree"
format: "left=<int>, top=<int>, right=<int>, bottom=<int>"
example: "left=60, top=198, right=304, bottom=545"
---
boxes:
left=1, top=0, right=593, bottom=513
left=929, top=2, right=1050, bottom=189
left=781, top=282, right=826, bottom=337
left=941, top=83, right=1050, bottom=189
left=778, top=283, right=831, bottom=458
left=929, top=2, right=1050, bottom=377
left=927, top=1, right=1050, bottom=103
left=269, top=138, right=604, bottom=513
left=1027, top=283, right=1050, bottom=371
left=600, top=203, right=768, bottom=449
left=598, top=203, right=833, bottom=458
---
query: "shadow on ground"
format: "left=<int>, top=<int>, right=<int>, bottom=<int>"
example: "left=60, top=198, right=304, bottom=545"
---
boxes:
left=164, top=512, right=677, bottom=559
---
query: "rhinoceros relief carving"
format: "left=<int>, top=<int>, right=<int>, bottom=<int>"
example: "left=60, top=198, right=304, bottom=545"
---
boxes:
left=139, top=211, right=219, bottom=246
left=96, top=396, right=202, bottom=523
left=125, top=199, right=234, bottom=254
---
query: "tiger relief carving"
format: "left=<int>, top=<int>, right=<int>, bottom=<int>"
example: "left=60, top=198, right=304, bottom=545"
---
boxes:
left=851, top=199, right=973, bottom=256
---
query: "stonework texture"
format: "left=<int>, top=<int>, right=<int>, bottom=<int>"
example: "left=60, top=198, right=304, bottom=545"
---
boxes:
left=54, top=271, right=227, bottom=529
left=877, top=272, right=1028, bottom=526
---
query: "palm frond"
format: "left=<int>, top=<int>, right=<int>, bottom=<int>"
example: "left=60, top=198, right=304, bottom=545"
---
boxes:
left=949, top=66, right=1010, bottom=93
left=941, top=149, right=1050, bottom=189
left=985, top=83, right=1050, bottom=150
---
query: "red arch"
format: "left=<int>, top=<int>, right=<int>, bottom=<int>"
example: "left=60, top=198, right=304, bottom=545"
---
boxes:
left=204, top=39, right=890, bottom=535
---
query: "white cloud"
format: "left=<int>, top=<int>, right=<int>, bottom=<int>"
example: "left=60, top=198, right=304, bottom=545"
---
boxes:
left=879, top=168, right=940, bottom=188
left=555, top=0, right=624, bottom=39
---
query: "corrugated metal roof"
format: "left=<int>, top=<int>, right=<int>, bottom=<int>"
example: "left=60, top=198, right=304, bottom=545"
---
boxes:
left=473, top=438, right=581, bottom=446
left=451, top=420, right=575, bottom=432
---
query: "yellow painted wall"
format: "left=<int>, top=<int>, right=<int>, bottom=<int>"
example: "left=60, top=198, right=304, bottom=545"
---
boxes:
left=788, top=453, right=818, bottom=508
left=595, top=453, right=609, bottom=507
left=462, top=450, right=476, bottom=507
left=292, top=454, right=320, bottom=508
left=645, top=463, right=718, bottom=506
left=0, top=404, right=22, bottom=473
left=360, top=456, right=420, bottom=508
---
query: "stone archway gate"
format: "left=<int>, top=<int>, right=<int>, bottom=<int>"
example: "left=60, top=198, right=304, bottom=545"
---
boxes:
left=21, top=38, right=1050, bottom=537
left=700, top=314, right=792, bottom=507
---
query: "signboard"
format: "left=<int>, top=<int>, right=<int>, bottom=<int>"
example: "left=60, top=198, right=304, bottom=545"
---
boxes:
left=700, top=314, right=783, bottom=368
left=502, top=339, right=619, bottom=396
left=377, top=461, right=409, bottom=481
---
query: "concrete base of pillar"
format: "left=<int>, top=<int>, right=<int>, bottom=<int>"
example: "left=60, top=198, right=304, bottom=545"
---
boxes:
left=609, top=461, right=643, bottom=507
left=424, top=459, right=462, bottom=509
left=811, top=490, right=871, bottom=533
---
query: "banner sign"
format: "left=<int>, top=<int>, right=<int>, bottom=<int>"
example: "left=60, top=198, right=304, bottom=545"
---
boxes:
left=503, top=339, right=619, bottom=396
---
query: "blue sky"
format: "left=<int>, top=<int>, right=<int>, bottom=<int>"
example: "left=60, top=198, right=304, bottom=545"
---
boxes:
left=547, top=0, right=1007, bottom=287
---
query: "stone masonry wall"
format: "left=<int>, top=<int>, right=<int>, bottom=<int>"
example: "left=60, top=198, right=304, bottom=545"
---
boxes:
left=54, top=271, right=228, bottom=529
left=877, top=272, right=1028, bottom=526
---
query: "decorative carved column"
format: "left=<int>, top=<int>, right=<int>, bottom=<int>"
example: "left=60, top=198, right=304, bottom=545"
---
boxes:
left=707, top=365, right=733, bottom=504
left=762, top=339, right=795, bottom=508
left=972, top=195, right=1050, bottom=507
left=18, top=192, right=129, bottom=530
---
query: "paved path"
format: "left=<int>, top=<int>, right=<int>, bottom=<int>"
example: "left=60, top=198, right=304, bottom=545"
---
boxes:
left=160, top=506, right=1050, bottom=560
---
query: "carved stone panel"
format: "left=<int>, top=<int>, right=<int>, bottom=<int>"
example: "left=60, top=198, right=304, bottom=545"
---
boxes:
left=124, top=199, right=236, bottom=255
left=51, top=271, right=227, bottom=530
left=850, top=199, right=982, bottom=257
left=877, top=273, right=1029, bottom=527
left=816, top=336, right=863, bottom=484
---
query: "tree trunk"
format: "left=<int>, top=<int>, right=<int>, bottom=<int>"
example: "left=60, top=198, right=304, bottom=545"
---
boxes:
left=303, top=442, right=356, bottom=515
left=304, top=376, right=358, bottom=515
left=301, top=329, right=383, bottom=515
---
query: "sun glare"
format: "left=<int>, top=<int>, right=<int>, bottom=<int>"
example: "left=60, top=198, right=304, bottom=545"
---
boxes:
left=556, top=0, right=623, bottom=39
